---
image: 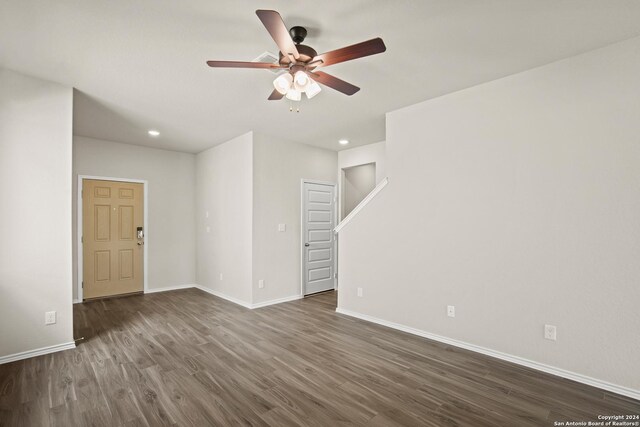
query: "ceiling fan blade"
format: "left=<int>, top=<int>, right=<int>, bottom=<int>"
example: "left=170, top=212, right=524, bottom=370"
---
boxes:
left=311, top=38, right=386, bottom=68
left=206, top=60, right=285, bottom=69
left=268, top=89, right=285, bottom=100
left=256, top=10, right=300, bottom=60
left=307, top=71, right=360, bottom=96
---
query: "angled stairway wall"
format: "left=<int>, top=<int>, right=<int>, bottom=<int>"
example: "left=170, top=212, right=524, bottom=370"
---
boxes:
left=337, top=36, right=640, bottom=397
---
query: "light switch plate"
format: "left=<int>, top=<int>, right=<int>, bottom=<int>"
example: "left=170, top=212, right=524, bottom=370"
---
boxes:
left=258, top=279, right=264, bottom=289
left=447, top=306, right=455, bottom=318
left=278, top=224, right=286, bottom=232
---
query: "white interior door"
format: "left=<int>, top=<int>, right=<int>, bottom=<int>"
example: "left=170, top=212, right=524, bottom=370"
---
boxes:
left=302, top=181, right=336, bottom=296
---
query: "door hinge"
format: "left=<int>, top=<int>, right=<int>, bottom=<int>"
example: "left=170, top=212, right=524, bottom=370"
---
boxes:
left=81, top=235, right=83, bottom=243
left=82, top=281, right=84, bottom=288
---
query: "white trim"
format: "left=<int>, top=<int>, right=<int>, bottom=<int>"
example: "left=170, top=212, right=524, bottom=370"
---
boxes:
left=335, top=307, right=640, bottom=401
left=143, top=284, right=196, bottom=294
left=251, top=294, right=302, bottom=309
left=334, top=177, right=388, bottom=234
left=0, top=342, right=76, bottom=365
left=193, top=285, right=253, bottom=309
left=194, top=285, right=301, bottom=309
left=300, top=179, right=338, bottom=296
left=73, top=283, right=300, bottom=310
left=73, top=285, right=194, bottom=303
left=77, top=175, right=149, bottom=302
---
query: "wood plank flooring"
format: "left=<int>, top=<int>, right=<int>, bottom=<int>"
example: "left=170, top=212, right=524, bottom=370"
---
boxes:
left=0, top=289, right=638, bottom=426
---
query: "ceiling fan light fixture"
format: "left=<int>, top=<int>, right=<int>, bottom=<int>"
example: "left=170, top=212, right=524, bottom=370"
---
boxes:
left=305, top=81, right=322, bottom=99
left=293, top=70, right=310, bottom=91
left=285, top=88, right=302, bottom=101
left=206, top=10, right=386, bottom=102
left=273, top=73, right=293, bottom=95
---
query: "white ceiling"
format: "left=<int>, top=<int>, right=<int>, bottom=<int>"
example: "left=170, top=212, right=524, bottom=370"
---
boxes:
left=2, top=1, right=640, bottom=153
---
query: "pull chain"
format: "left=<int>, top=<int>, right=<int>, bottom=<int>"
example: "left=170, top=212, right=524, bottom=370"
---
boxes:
left=288, top=102, right=300, bottom=113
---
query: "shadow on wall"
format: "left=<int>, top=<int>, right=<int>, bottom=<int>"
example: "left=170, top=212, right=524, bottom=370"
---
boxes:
left=342, top=162, right=376, bottom=218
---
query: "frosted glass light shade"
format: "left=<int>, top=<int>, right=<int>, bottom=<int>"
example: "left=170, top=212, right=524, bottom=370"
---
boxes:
left=273, top=73, right=293, bottom=95
left=293, top=70, right=310, bottom=91
left=305, top=81, right=321, bottom=99
left=285, top=88, right=302, bottom=101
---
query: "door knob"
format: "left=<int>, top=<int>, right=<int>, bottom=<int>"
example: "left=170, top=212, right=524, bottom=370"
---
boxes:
left=305, top=243, right=310, bottom=247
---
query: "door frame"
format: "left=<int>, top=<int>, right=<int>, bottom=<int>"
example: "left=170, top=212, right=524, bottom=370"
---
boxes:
left=77, top=175, right=149, bottom=302
left=300, top=179, right=338, bottom=297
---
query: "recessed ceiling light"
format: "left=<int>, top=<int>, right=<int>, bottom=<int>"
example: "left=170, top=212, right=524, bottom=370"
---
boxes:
left=148, top=130, right=160, bottom=137
left=339, top=139, right=350, bottom=145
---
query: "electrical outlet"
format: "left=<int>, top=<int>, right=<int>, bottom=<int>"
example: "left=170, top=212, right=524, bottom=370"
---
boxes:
left=447, top=305, right=455, bottom=318
left=544, top=324, right=557, bottom=341
left=219, top=273, right=223, bottom=281
left=258, top=279, right=264, bottom=289
left=278, top=224, right=286, bottom=232
left=357, top=287, right=363, bottom=297
left=45, top=311, right=56, bottom=325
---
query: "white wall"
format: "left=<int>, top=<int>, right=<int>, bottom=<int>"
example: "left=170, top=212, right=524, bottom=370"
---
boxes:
left=196, top=132, right=253, bottom=304
left=338, top=37, right=640, bottom=394
left=252, top=134, right=338, bottom=304
left=338, top=141, right=386, bottom=184
left=73, top=136, right=196, bottom=298
left=0, top=69, right=74, bottom=358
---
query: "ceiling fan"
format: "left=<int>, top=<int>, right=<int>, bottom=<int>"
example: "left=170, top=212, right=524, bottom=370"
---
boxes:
left=206, top=9, right=386, bottom=101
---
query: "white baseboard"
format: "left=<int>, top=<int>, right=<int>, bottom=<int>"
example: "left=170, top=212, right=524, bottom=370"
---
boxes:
left=193, top=285, right=301, bottom=310
left=335, top=307, right=640, bottom=401
left=193, top=285, right=253, bottom=309
left=0, top=342, right=76, bottom=365
left=251, top=294, right=302, bottom=309
left=73, top=283, right=300, bottom=310
left=73, top=284, right=196, bottom=304
left=144, top=284, right=196, bottom=294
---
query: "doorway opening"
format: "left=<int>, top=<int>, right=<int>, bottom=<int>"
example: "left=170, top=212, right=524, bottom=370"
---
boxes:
left=77, top=176, right=148, bottom=301
left=341, top=162, right=376, bottom=220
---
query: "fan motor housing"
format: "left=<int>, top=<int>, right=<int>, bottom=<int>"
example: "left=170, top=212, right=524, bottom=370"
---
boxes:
left=278, top=44, right=317, bottom=66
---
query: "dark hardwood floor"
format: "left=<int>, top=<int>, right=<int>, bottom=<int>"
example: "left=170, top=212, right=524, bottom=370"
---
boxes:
left=0, top=289, right=638, bottom=426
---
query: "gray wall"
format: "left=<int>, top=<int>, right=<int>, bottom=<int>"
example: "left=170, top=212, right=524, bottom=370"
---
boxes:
left=338, top=141, right=386, bottom=221
left=73, top=136, right=197, bottom=299
left=338, top=37, right=640, bottom=393
left=343, top=163, right=376, bottom=217
left=196, top=132, right=253, bottom=304
left=0, top=69, right=74, bottom=357
left=252, top=133, right=338, bottom=304
left=338, top=141, right=386, bottom=184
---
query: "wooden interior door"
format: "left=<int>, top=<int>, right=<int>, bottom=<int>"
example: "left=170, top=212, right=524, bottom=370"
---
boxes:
left=83, top=179, right=144, bottom=300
